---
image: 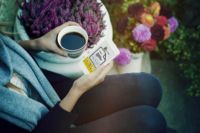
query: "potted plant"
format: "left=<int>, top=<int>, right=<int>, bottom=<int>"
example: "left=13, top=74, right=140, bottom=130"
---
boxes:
left=104, top=0, right=178, bottom=73
left=14, top=0, right=113, bottom=78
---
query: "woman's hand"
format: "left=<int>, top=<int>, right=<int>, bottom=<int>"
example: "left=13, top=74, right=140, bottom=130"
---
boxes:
left=73, top=62, right=114, bottom=95
left=18, top=21, right=79, bottom=57
left=59, top=62, right=113, bottom=112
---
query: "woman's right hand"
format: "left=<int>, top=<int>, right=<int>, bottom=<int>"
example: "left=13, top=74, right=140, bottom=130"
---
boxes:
left=59, top=62, right=113, bottom=112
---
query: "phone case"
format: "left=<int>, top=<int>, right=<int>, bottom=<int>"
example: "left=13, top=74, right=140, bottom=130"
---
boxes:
left=79, top=40, right=120, bottom=74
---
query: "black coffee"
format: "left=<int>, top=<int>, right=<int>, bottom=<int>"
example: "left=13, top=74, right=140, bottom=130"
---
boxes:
left=61, top=32, right=85, bottom=50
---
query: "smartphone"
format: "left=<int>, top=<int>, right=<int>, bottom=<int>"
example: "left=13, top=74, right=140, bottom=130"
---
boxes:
left=79, top=40, right=120, bottom=74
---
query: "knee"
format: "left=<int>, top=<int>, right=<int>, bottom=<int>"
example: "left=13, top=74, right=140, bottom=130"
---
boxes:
left=129, top=106, right=167, bottom=133
left=129, top=73, right=163, bottom=107
left=141, top=106, right=166, bottom=133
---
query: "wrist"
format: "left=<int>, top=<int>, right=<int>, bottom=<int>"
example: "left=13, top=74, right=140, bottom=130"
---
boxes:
left=30, top=38, right=42, bottom=50
left=72, top=81, right=88, bottom=96
left=69, top=85, right=84, bottom=98
left=59, top=86, right=83, bottom=112
left=18, top=39, right=40, bottom=50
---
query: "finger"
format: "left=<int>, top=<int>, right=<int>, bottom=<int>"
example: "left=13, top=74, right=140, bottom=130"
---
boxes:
left=98, top=62, right=113, bottom=77
left=92, top=62, right=113, bottom=80
left=65, top=21, right=80, bottom=26
left=53, top=47, right=68, bottom=57
left=93, top=64, right=113, bottom=84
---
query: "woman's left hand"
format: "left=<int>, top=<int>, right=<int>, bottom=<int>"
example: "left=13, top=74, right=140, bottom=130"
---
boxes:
left=18, top=21, right=80, bottom=57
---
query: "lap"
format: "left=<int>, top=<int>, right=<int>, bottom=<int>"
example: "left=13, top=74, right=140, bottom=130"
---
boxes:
left=43, top=70, right=162, bottom=125
left=73, top=73, right=162, bottom=124
left=68, top=105, right=166, bottom=133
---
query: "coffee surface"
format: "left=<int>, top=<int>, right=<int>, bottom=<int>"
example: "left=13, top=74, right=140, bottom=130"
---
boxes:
left=61, top=32, right=85, bottom=50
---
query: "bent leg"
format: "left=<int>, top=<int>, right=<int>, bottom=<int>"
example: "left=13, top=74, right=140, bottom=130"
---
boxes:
left=69, top=106, right=167, bottom=133
left=73, top=73, right=163, bottom=124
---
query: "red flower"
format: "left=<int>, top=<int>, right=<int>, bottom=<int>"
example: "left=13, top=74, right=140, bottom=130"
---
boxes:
left=156, top=16, right=167, bottom=26
left=141, top=39, right=157, bottom=52
left=151, top=24, right=165, bottom=41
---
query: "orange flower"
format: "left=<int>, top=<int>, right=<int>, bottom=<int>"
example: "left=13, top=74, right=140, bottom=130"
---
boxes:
left=141, top=13, right=155, bottom=27
left=149, top=2, right=161, bottom=17
left=163, top=25, right=171, bottom=40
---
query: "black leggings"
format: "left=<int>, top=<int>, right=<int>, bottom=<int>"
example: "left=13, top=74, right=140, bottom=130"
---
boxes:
left=44, top=71, right=167, bottom=133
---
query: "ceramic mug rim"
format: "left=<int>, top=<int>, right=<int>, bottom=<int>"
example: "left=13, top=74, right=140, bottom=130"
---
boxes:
left=57, top=26, right=88, bottom=52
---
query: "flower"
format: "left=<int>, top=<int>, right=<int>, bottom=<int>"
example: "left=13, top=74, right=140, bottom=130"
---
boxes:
left=132, top=24, right=151, bottom=43
left=20, top=0, right=105, bottom=47
left=163, top=26, right=171, bottom=40
left=140, top=13, right=155, bottom=27
left=109, top=1, right=177, bottom=53
left=149, top=2, right=161, bottom=17
left=151, top=24, right=165, bottom=41
left=168, top=17, right=179, bottom=32
left=114, top=48, right=132, bottom=65
left=116, top=16, right=129, bottom=34
left=128, top=3, right=145, bottom=20
left=156, top=16, right=167, bottom=26
left=141, top=39, right=157, bottom=52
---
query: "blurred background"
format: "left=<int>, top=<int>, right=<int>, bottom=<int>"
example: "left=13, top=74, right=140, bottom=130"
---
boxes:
left=101, top=0, right=200, bottom=133
left=0, top=0, right=200, bottom=132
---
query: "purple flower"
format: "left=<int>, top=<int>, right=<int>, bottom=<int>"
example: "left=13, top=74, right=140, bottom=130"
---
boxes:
left=114, top=48, right=132, bottom=65
left=168, top=17, right=179, bottom=32
left=132, top=24, right=151, bottom=43
left=20, top=0, right=105, bottom=47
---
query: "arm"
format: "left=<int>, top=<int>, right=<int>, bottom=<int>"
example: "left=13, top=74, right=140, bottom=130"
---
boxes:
left=18, top=39, right=40, bottom=51
left=34, top=62, right=113, bottom=133
left=59, top=62, right=113, bottom=112
left=0, top=63, right=113, bottom=133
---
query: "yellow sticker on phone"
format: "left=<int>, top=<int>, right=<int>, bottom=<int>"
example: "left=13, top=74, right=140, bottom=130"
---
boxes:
left=83, top=57, right=96, bottom=73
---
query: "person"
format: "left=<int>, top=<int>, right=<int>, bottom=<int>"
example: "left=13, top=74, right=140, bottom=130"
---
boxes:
left=0, top=21, right=172, bottom=133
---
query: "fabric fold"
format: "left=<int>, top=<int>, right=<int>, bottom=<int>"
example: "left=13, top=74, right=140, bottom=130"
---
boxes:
left=0, top=34, right=60, bottom=131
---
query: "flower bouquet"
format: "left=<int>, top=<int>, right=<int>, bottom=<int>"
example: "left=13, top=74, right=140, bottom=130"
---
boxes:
left=14, top=0, right=113, bottom=78
left=114, top=1, right=179, bottom=53
left=109, top=1, right=179, bottom=73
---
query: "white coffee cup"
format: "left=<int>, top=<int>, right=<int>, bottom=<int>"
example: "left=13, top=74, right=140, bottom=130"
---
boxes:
left=57, top=26, right=88, bottom=58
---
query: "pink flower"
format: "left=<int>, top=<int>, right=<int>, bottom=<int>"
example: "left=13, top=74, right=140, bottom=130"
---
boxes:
left=168, top=17, right=179, bottom=32
left=114, top=48, right=132, bottom=65
left=132, top=24, right=152, bottom=43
